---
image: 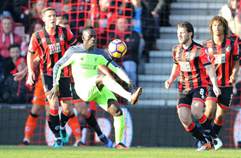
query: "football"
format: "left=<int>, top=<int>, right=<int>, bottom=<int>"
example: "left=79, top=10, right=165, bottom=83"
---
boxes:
left=107, top=39, right=127, bottom=58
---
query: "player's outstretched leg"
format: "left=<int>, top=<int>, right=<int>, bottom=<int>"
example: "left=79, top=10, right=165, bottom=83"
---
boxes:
left=99, top=75, right=142, bottom=105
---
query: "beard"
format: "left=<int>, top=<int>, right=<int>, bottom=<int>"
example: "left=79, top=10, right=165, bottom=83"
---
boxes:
left=179, top=36, right=190, bottom=45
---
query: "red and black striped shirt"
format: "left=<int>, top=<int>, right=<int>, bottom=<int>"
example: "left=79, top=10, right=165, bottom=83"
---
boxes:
left=172, top=41, right=211, bottom=92
left=203, top=37, right=239, bottom=87
left=28, top=25, right=77, bottom=77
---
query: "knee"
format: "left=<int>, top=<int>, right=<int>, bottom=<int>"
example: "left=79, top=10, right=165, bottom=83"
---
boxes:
left=191, top=109, right=202, bottom=119
left=215, top=114, right=223, bottom=122
left=191, top=102, right=204, bottom=119
left=61, top=102, right=73, bottom=116
left=108, top=106, right=123, bottom=117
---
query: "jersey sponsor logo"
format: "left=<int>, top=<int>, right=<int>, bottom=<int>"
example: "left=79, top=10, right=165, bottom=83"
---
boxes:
left=48, top=43, right=61, bottom=55
left=179, top=61, right=191, bottom=72
left=214, top=54, right=226, bottom=64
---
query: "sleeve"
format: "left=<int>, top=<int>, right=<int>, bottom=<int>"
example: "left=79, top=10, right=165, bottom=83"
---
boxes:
left=200, top=48, right=211, bottom=67
left=53, top=47, right=75, bottom=86
left=172, top=47, right=178, bottom=65
left=28, top=33, right=40, bottom=54
left=233, top=38, right=239, bottom=61
left=66, top=28, right=77, bottom=46
left=104, top=56, right=131, bottom=84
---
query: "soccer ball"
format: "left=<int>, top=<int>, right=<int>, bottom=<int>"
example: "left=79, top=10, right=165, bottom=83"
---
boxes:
left=107, top=39, right=127, bottom=58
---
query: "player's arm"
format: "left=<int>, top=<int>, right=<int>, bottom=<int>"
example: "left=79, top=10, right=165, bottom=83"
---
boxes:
left=165, top=63, right=180, bottom=89
left=105, top=58, right=131, bottom=85
left=205, top=64, right=220, bottom=96
left=26, top=34, right=38, bottom=86
left=230, top=41, right=240, bottom=84
left=201, top=48, right=221, bottom=96
left=66, top=28, right=77, bottom=46
left=165, top=47, right=180, bottom=89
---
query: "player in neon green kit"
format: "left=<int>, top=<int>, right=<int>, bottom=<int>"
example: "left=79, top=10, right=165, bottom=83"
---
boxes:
left=48, top=26, right=142, bottom=149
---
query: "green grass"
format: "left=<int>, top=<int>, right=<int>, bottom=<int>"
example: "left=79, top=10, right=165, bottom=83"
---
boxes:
left=0, top=146, right=240, bottom=158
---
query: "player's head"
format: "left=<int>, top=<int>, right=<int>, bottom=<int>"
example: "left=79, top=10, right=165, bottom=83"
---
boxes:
left=82, top=26, right=97, bottom=50
left=41, top=7, right=56, bottom=28
left=209, top=16, right=228, bottom=37
left=177, top=21, right=194, bottom=45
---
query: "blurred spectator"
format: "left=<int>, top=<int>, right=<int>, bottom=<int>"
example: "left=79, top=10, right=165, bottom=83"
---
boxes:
left=0, top=16, right=22, bottom=58
left=88, top=0, right=117, bottom=47
left=1, top=1, right=28, bottom=23
left=28, top=19, right=44, bottom=35
left=56, top=13, right=70, bottom=29
left=219, top=0, right=241, bottom=37
left=20, top=0, right=46, bottom=34
left=2, top=44, right=24, bottom=76
left=0, top=44, right=29, bottom=103
left=131, top=0, right=155, bottom=61
left=110, top=0, right=133, bottom=17
left=110, top=17, right=140, bottom=85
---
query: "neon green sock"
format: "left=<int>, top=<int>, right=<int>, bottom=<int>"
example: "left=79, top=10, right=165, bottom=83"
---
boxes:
left=113, top=114, right=125, bottom=144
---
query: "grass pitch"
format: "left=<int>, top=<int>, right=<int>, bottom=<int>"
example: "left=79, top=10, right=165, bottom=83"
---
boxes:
left=0, top=146, right=240, bottom=158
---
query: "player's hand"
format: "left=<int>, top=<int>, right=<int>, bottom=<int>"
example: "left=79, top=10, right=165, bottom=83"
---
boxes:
left=229, top=74, right=236, bottom=84
left=13, top=67, right=27, bottom=81
left=46, top=85, right=59, bottom=100
left=26, top=70, right=35, bottom=86
left=164, top=80, right=172, bottom=89
left=213, top=85, right=221, bottom=97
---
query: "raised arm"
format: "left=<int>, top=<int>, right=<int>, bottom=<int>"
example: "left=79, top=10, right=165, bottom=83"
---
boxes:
left=106, top=59, right=131, bottom=85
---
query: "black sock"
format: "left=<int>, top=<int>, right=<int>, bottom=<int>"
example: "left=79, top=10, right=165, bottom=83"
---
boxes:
left=48, top=114, right=60, bottom=138
left=200, top=119, right=212, bottom=133
left=60, top=112, right=71, bottom=128
left=60, top=113, right=73, bottom=137
left=98, top=134, right=109, bottom=144
left=211, top=123, right=222, bottom=137
left=85, top=112, right=103, bottom=137
left=190, top=126, right=206, bottom=143
left=29, top=112, right=38, bottom=118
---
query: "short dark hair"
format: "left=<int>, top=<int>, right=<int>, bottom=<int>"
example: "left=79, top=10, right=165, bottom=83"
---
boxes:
left=209, top=16, right=229, bottom=36
left=8, top=44, right=20, bottom=51
left=82, top=26, right=94, bottom=33
left=177, top=21, right=194, bottom=39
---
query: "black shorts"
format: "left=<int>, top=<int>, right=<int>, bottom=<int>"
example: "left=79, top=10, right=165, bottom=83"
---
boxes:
left=178, top=87, right=207, bottom=108
left=207, top=86, right=233, bottom=107
left=41, top=74, right=72, bottom=100
left=70, top=82, right=80, bottom=100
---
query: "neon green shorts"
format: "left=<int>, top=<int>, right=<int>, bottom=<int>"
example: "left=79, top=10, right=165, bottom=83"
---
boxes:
left=75, top=77, right=117, bottom=111
left=94, top=86, right=117, bottom=111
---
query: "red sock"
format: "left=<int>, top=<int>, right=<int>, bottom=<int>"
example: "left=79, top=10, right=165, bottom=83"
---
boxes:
left=68, top=116, right=81, bottom=140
